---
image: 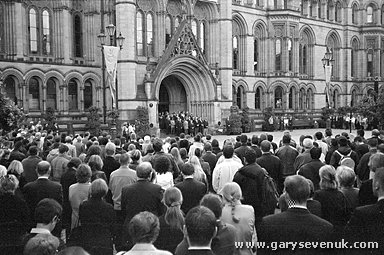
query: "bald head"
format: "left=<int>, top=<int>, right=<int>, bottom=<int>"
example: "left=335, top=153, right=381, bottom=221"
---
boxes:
left=36, top=161, right=51, bottom=176
left=136, top=162, right=153, bottom=179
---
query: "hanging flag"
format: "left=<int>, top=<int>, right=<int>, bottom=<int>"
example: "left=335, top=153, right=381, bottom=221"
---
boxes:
left=324, top=65, right=332, bottom=107
left=103, top=46, right=120, bottom=108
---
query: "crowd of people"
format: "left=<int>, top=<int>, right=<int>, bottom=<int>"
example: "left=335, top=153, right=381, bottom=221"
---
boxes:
left=1, top=124, right=384, bottom=255
left=159, top=111, right=209, bottom=137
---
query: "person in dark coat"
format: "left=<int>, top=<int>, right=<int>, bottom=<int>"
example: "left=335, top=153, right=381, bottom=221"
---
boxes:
left=294, top=138, right=314, bottom=172
left=256, top=140, right=283, bottom=193
left=175, top=163, right=206, bottom=214
left=121, top=162, right=165, bottom=231
left=297, top=147, right=324, bottom=190
left=356, top=138, right=378, bottom=183
left=102, top=142, right=120, bottom=183
left=259, top=175, right=333, bottom=255
left=234, top=135, right=251, bottom=165
left=202, top=143, right=217, bottom=174
left=23, top=161, right=63, bottom=220
left=344, top=167, right=384, bottom=255
left=276, top=134, right=299, bottom=178
left=21, top=146, right=42, bottom=183
left=233, top=148, right=265, bottom=223
left=330, top=136, right=359, bottom=169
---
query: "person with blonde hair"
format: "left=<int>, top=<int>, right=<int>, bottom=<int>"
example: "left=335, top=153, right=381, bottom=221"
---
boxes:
left=154, top=187, right=184, bottom=253
left=336, top=165, right=359, bottom=212
left=221, top=182, right=256, bottom=255
left=23, top=233, right=60, bottom=255
left=170, top=147, right=184, bottom=171
left=188, top=156, right=207, bottom=185
left=7, top=160, right=26, bottom=194
left=129, top=149, right=142, bottom=170
left=314, top=165, right=348, bottom=235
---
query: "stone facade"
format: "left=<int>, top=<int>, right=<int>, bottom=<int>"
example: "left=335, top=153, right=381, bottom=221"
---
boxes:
left=0, top=0, right=383, bottom=130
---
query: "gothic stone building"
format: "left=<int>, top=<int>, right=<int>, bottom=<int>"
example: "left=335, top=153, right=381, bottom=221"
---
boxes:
left=0, top=0, right=383, bottom=130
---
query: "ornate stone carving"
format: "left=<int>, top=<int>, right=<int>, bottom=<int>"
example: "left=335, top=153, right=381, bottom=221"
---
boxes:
left=167, top=0, right=182, bottom=16
left=137, top=0, right=153, bottom=12
left=274, top=26, right=284, bottom=37
left=366, top=37, right=376, bottom=49
left=194, top=3, right=206, bottom=20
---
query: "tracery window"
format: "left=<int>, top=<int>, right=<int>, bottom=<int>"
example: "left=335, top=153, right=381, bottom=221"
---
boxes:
left=46, top=78, right=56, bottom=110
left=74, top=14, right=83, bottom=57
left=136, top=11, right=154, bottom=56
left=275, top=39, right=282, bottom=71
left=29, top=8, right=38, bottom=54
left=68, top=79, right=78, bottom=111
left=84, top=80, right=93, bottom=109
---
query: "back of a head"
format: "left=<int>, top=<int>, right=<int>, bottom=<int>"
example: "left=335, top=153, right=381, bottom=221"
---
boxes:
left=223, top=145, right=234, bottom=159
left=260, top=140, right=271, bottom=153
left=136, top=162, right=153, bottom=179
left=206, top=134, right=212, bottom=141
left=354, top=136, right=363, bottom=143
left=90, top=178, right=108, bottom=199
left=244, top=148, right=257, bottom=164
left=67, top=157, right=82, bottom=169
left=336, top=165, right=356, bottom=188
left=222, top=182, right=242, bottom=203
left=338, top=136, right=348, bottom=147
left=105, top=142, right=116, bottom=156
left=319, top=165, right=337, bottom=190
left=315, top=132, right=323, bottom=140
left=194, top=148, right=202, bottom=158
left=181, top=163, right=195, bottom=176
left=357, top=129, right=365, bottom=137
left=310, top=147, right=322, bottom=160
left=76, top=164, right=92, bottom=183
left=267, top=134, right=273, bottom=142
left=330, top=138, right=338, bottom=147
left=284, top=175, right=310, bottom=204
left=58, top=144, right=69, bottom=154
left=211, top=139, right=219, bottom=148
left=180, top=148, right=187, bottom=159
left=119, top=153, right=130, bottom=166
left=240, top=134, right=247, bottom=144
left=282, top=135, right=291, bottom=144
left=0, top=174, right=19, bottom=195
left=302, top=138, right=313, bottom=150
left=200, top=194, right=223, bottom=219
left=368, top=153, right=384, bottom=173
left=368, top=138, right=378, bottom=148
left=128, top=211, right=160, bottom=244
left=57, top=246, right=90, bottom=255
left=194, top=134, right=201, bottom=142
left=65, top=136, right=72, bottom=144
left=373, top=167, right=384, bottom=194
left=153, top=155, right=171, bottom=174
left=185, top=206, right=217, bottom=246
left=204, top=143, right=212, bottom=152
left=28, top=146, right=38, bottom=156
left=325, top=129, right=332, bottom=137
left=34, top=198, right=62, bottom=225
left=251, top=135, right=258, bottom=145
left=152, top=138, right=163, bottom=152
left=36, top=161, right=51, bottom=176
left=24, top=233, right=60, bottom=255
left=131, top=149, right=142, bottom=162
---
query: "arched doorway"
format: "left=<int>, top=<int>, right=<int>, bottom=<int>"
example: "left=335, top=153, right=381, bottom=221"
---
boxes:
left=158, top=75, right=187, bottom=114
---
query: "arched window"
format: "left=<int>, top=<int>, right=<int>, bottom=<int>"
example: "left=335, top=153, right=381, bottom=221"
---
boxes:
left=4, top=77, right=16, bottom=105
left=288, top=39, right=293, bottom=71
left=275, top=86, right=283, bottom=109
left=0, top=4, right=4, bottom=53
left=326, top=0, right=331, bottom=20
left=84, top=80, right=93, bottom=109
left=351, top=40, right=358, bottom=78
left=74, top=14, right=82, bottom=57
left=351, top=89, right=358, bottom=106
left=68, top=79, right=78, bottom=110
left=333, top=89, right=339, bottom=108
left=29, top=77, right=40, bottom=110
left=367, top=6, right=373, bottom=23
left=299, top=44, right=307, bottom=74
left=289, top=87, right=295, bottom=109
left=352, top=5, right=358, bottom=24
left=29, top=8, right=38, bottom=54
left=199, top=22, right=206, bottom=53
left=42, top=10, right=51, bottom=55
left=335, top=2, right=341, bottom=22
left=255, top=87, right=261, bottom=109
left=146, top=13, right=153, bottom=57
left=236, top=86, right=244, bottom=109
left=275, top=39, right=282, bottom=71
left=307, top=88, right=313, bottom=109
left=367, top=49, right=373, bottom=77
left=299, top=88, right=305, bottom=109
left=165, top=15, right=171, bottom=46
left=254, top=39, right=259, bottom=71
left=136, top=11, right=144, bottom=56
left=233, top=36, right=239, bottom=70
left=46, top=78, right=56, bottom=110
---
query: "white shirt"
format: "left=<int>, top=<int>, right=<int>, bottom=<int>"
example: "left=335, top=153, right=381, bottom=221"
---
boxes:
left=212, top=158, right=243, bottom=194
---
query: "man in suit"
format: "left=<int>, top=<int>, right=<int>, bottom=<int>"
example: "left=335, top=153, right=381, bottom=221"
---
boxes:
left=297, top=147, right=325, bottom=190
left=175, top=163, right=206, bottom=214
left=21, top=146, right=42, bottom=183
left=233, top=148, right=265, bottom=224
left=202, top=143, right=217, bottom=173
left=258, top=175, right=333, bottom=255
left=183, top=206, right=217, bottom=255
left=256, top=140, right=283, bottom=193
left=345, top=167, right=384, bottom=255
left=276, top=134, right=299, bottom=179
left=121, top=162, right=165, bottom=227
left=23, top=161, right=63, bottom=219
left=294, top=138, right=314, bottom=172
left=234, top=134, right=251, bottom=165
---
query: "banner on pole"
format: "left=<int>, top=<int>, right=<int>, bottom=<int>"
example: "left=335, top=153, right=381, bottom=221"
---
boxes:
left=103, top=46, right=120, bottom=108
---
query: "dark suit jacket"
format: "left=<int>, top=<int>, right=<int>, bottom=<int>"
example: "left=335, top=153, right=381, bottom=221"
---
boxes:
left=175, top=178, right=206, bottom=214
left=102, top=156, right=120, bottom=183
left=359, top=179, right=377, bottom=206
left=202, top=151, right=217, bottom=173
left=344, top=200, right=384, bottom=255
left=297, top=159, right=325, bottom=190
left=23, top=177, right=63, bottom=218
left=60, top=168, right=77, bottom=229
left=234, top=144, right=252, bottom=164
left=258, top=208, right=333, bottom=255
left=121, top=180, right=165, bottom=226
left=256, top=153, right=283, bottom=193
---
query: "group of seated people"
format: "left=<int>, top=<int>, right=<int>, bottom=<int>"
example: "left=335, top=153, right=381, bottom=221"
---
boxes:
left=0, top=126, right=384, bottom=255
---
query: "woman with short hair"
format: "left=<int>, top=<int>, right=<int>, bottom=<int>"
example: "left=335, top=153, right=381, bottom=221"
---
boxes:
left=87, top=155, right=107, bottom=182
left=337, top=165, right=359, bottom=212
left=69, top=164, right=92, bottom=230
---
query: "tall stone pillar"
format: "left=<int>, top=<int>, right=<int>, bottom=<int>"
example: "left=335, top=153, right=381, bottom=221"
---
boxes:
left=115, top=0, right=137, bottom=120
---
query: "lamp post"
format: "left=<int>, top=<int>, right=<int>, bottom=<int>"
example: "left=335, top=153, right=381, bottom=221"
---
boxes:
left=322, top=47, right=334, bottom=108
left=97, top=24, right=125, bottom=124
